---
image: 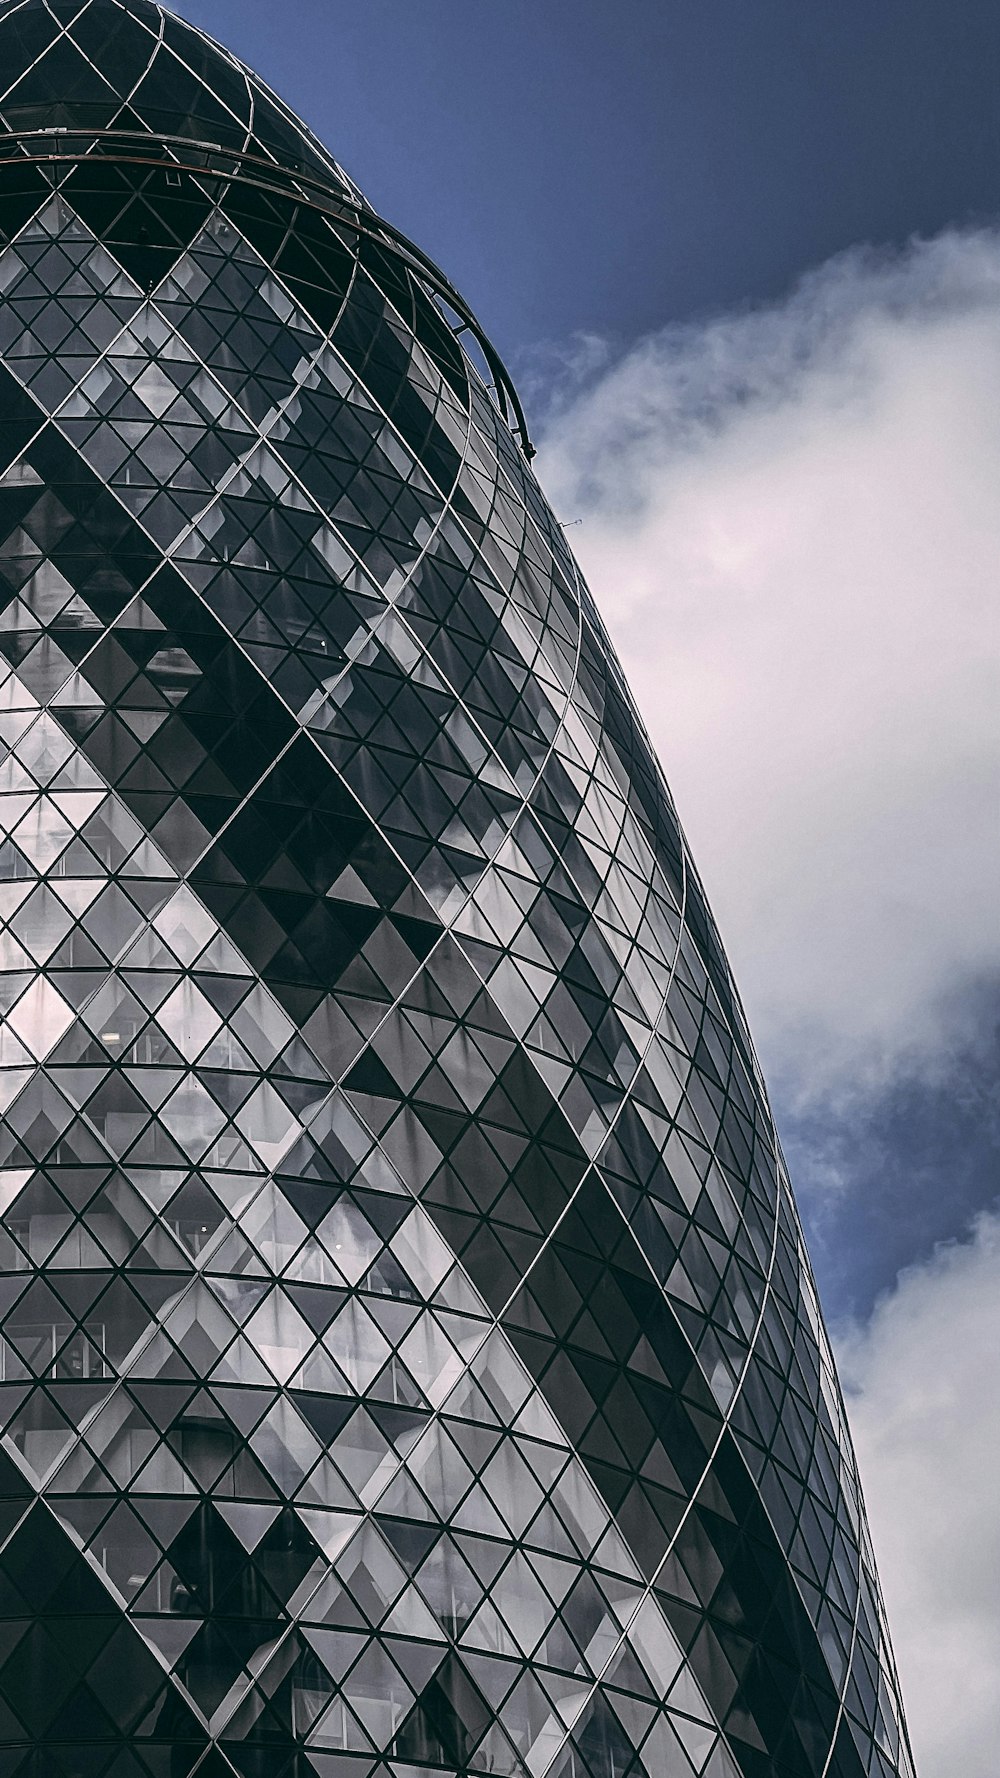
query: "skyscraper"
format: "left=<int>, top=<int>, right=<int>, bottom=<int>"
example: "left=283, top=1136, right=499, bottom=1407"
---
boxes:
left=0, top=3, right=914, bottom=1776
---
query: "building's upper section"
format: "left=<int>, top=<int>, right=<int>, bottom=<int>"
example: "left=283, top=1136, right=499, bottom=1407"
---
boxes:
left=0, top=0, right=535, bottom=454
left=0, top=0, right=360, bottom=197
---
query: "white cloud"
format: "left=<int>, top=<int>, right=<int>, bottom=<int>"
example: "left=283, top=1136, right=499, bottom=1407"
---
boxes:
left=535, top=232, right=1000, bottom=1097
left=837, top=1214, right=1000, bottom=1778
left=533, top=243, right=1000, bottom=1770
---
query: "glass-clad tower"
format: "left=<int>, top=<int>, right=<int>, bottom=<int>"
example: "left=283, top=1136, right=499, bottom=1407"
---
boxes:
left=0, top=4, right=913, bottom=1776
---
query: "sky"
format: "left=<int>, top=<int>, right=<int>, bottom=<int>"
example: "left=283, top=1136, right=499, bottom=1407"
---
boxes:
left=175, top=4, right=1000, bottom=1770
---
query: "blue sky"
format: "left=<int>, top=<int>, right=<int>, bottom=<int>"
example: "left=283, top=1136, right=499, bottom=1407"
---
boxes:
left=170, top=11, right=1000, bottom=1765
left=177, top=0, right=1000, bottom=360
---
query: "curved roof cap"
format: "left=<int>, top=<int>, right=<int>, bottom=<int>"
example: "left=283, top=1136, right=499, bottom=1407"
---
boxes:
left=0, top=0, right=361, bottom=199
left=0, top=0, right=536, bottom=455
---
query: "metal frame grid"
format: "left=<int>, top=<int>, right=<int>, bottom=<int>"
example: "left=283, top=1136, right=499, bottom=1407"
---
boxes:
left=0, top=5, right=914, bottom=1778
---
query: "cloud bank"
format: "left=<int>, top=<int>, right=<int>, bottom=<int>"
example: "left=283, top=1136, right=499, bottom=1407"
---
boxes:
left=838, top=1216, right=1000, bottom=1778
left=535, top=231, right=1000, bottom=1096
left=532, top=230, right=1000, bottom=1776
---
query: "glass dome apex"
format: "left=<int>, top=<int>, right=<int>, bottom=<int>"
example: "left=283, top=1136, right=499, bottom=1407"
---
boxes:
left=0, top=0, right=536, bottom=458
left=0, top=0, right=360, bottom=199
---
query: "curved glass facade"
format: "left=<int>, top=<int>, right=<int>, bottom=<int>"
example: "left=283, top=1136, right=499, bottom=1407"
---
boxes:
left=0, top=4, right=913, bottom=1776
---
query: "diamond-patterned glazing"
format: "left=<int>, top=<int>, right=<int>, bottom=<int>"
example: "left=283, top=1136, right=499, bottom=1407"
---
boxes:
left=0, top=4, right=914, bottom=1776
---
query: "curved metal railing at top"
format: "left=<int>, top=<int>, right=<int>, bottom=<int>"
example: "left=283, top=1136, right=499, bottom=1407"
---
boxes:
left=0, top=124, right=536, bottom=461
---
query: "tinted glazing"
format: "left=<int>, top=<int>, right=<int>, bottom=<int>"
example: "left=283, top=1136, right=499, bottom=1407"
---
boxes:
left=0, top=4, right=914, bottom=1777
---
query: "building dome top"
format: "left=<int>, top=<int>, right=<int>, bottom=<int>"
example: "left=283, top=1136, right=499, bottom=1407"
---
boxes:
left=0, top=0, right=360, bottom=200
left=0, top=0, right=534, bottom=453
